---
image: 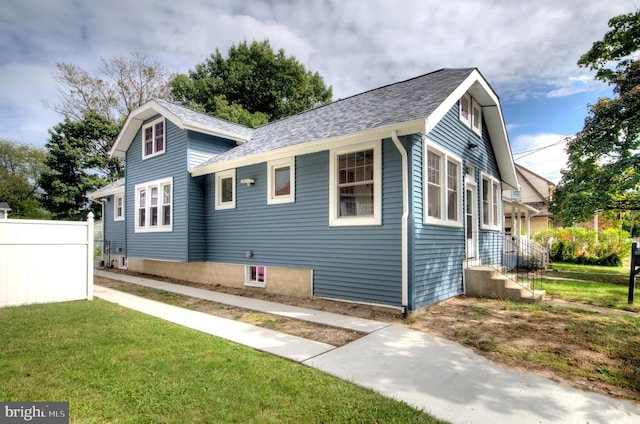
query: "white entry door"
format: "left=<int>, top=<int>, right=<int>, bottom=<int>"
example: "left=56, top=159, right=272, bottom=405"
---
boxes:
left=465, top=183, right=477, bottom=259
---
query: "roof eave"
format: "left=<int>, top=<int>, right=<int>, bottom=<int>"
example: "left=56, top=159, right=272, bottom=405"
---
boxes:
left=425, top=69, right=518, bottom=190
left=190, top=118, right=427, bottom=177
left=87, top=184, right=125, bottom=200
left=110, top=100, right=251, bottom=159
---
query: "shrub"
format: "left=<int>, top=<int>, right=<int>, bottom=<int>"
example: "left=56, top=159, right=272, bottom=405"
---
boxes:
left=594, top=228, right=631, bottom=258
left=550, top=240, right=581, bottom=262
left=534, top=227, right=627, bottom=267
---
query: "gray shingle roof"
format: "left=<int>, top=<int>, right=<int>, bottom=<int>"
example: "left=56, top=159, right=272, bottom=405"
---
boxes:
left=87, top=178, right=125, bottom=199
left=154, top=98, right=253, bottom=140
left=0, top=202, right=11, bottom=210
left=194, top=68, right=475, bottom=169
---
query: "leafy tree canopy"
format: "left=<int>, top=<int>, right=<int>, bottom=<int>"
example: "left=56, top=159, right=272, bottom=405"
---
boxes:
left=43, top=53, right=172, bottom=219
left=0, top=139, right=50, bottom=219
left=39, top=114, right=122, bottom=220
left=550, top=10, right=640, bottom=225
left=170, top=40, right=333, bottom=127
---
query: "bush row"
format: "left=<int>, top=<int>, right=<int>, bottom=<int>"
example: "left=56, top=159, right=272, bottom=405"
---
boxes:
left=549, top=241, right=622, bottom=266
left=534, top=227, right=631, bottom=267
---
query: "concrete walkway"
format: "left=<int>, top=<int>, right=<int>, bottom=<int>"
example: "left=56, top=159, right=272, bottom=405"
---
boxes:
left=94, top=270, right=640, bottom=424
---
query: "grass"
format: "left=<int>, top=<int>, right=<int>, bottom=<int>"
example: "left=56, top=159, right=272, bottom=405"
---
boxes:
left=0, top=299, right=445, bottom=424
left=542, top=262, right=639, bottom=312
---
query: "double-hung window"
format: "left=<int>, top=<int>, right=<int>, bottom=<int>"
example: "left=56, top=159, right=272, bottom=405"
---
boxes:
left=460, top=93, right=482, bottom=136
left=424, top=142, right=462, bottom=227
left=329, top=140, right=381, bottom=226
left=114, top=193, right=124, bottom=221
left=267, top=157, right=295, bottom=204
left=215, top=169, right=236, bottom=210
left=135, top=177, right=173, bottom=232
left=142, top=118, right=165, bottom=159
left=481, top=173, right=501, bottom=230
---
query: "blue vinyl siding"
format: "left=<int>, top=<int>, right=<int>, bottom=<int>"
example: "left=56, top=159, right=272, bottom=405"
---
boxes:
left=188, top=131, right=236, bottom=168
left=125, top=117, right=190, bottom=261
left=188, top=175, right=207, bottom=261
left=410, top=103, right=501, bottom=310
left=102, top=194, right=126, bottom=261
left=187, top=132, right=236, bottom=261
left=206, top=139, right=403, bottom=307
left=124, top=118, right=239, bottom=262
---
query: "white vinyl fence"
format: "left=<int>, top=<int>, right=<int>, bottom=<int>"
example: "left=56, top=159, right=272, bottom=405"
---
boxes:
left=0, top=214, right=94, bottom=308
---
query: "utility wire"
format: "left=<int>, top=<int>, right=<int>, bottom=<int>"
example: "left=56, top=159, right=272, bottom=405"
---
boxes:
left=512, top=135, right=573, bottom=160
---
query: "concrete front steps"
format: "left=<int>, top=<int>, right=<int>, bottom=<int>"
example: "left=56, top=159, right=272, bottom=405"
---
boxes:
left=464, top=266, right=545, bottom=303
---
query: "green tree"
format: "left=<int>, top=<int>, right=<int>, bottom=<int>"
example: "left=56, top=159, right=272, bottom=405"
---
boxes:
left=39, top=114, right=121, bottom=220
left=170, top=40, right=333, bottom=127
left=550, top=11, right=640, bottom=225
left=0, top=139, right=50, bottom=218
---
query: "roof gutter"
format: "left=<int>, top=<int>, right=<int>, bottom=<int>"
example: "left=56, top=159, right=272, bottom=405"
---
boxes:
left=391, top=130, right=409, bottom=317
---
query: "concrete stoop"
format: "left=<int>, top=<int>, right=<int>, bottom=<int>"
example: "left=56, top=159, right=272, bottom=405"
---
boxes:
left=464, top=266, right=545, bottom=303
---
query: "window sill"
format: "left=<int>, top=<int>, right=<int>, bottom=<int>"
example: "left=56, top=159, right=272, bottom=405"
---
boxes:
left=480, top=225, right=502, bottom=232
left=424, top=218, right=463, bottom=228
left=142, top=151, right=166, bottom=160
left=134, top=226, right=173, bottom=233
left=329, top=216, right=381, bottom=227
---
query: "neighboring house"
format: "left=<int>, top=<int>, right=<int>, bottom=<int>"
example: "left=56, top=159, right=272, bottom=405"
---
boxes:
left=504, top=164, right=557, bottom=236
left=89, top=68, right=519, bottom=313
left=0, top=202, right=11, bottom=219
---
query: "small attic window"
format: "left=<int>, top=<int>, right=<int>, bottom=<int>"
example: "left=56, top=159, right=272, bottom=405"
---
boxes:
left=460, top=94, right=482, bottom=137
left=471, top=99, right=482, bottom=136
left=460, top=93, right=471, bottom=126
left=142, top=118, right=165, bottom=159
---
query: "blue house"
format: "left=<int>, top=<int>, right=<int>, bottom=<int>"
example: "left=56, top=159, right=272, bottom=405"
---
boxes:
left=90, top=68, right=519, bottom=314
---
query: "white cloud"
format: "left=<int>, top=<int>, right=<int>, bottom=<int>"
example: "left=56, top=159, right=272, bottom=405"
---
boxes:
left=512, top=133, right=572, bottom=184
left=0, top=0, right=635, bottom=146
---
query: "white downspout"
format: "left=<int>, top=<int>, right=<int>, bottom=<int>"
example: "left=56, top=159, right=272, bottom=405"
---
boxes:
left=391, top=131, right=409, bottom=316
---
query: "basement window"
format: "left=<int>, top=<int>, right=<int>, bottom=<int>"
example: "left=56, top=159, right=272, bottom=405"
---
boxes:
left=245, top=265, right=266, bottom=288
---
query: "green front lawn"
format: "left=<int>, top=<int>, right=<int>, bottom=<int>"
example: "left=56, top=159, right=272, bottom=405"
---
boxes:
left=0, top=299, right=444, bottom=424
left=542, top=262, right=638, bottom=312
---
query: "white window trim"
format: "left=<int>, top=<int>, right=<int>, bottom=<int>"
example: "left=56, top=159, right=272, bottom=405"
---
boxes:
left=460, top=93, right=471, bottom=128
left=460, top=94, right=483, bottom=137
left=215, top=169, right=236, bottom=210
left=245, top=265, right=266, bottom=288
left=114, top=192, right=124, bottom=221
left=480, top=172, right=502, bottom=231
left=329, top=140, right=382, bottom=227
left=134, top=177, right=173, bottom=233
left=471, top=99, right=483, bottom=136
left=267, top=157, right=295, bottom=205
left=423, top=141, right=463, bottom=228
left=142, top=117, right=166, bottom=160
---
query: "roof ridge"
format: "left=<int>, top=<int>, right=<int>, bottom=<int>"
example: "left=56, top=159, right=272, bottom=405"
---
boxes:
left=254, top=68, right=476, bottom=130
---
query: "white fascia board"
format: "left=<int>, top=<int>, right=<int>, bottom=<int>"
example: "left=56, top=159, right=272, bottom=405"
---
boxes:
left=190, top=118, right=426, bottom=176
left=110, top=100, right=251, bottom=159
left=87, top=184, right=124, bottom=200
left=110, top=101, right=164, bottom=158
left=425, top=69, right=519, bottom=190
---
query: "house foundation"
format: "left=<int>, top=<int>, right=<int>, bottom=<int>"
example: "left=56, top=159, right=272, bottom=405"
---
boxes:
left=126, top=258, right=312, bottom=297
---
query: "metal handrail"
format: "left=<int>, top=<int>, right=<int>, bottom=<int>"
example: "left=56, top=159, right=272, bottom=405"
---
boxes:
left=465, top=232, right=548, bottom=295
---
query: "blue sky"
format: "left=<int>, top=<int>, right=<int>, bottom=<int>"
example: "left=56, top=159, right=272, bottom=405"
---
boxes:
left=0, top=0, right=633, bottom=183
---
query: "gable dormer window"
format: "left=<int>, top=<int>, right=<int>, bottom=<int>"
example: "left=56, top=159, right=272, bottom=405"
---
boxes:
left=460, top=93, right=471, bottom=126
left=459, top=94, right=482, bottom=136
left=142, top=118, right=165, bottom=159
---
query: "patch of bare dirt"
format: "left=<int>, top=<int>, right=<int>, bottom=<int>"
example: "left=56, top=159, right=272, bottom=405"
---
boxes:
left=95, top=276, right=369, bottom=347
left=95, top=270, right=640, bottom=404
